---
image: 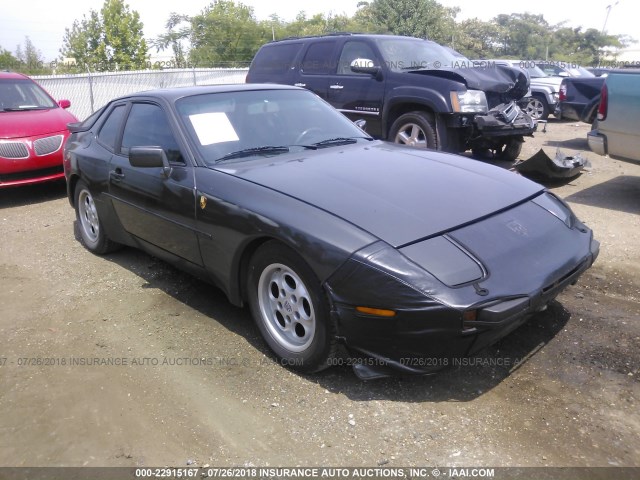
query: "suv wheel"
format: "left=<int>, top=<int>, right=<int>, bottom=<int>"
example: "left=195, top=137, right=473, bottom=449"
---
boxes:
left=472, top=137, right=523, bottom=162
left=525, top=94, right=550, bottom=120
left=389, top=112, right=437, bottom=149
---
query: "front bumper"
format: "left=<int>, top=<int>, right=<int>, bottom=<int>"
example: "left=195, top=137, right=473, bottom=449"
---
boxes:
left=0, top=132, right=67, bottom=188
left=587, top=130, right=607, bottom=156
left=474, top=101, right=536, bottom=138
left=332, top=237, right=599, bottom=379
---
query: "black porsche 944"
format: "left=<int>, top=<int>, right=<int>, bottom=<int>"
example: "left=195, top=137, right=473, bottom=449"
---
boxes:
left=64, top=84, right=598, bottom=379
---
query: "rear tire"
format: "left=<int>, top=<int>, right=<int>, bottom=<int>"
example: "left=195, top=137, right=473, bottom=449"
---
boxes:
left=525, top=94, right=550, bottom=120
left=247, top=241, right=337, bottom=373
left=389, top=111, right=437, bottom=149
left=74, top=180, right=119, bottom=254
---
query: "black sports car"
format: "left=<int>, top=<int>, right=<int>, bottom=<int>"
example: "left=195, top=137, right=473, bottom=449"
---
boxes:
left=64, top=84, right=599, bottom=379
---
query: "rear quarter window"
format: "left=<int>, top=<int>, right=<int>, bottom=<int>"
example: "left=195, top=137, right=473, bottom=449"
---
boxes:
left=97, top=105, right=126, bottom=151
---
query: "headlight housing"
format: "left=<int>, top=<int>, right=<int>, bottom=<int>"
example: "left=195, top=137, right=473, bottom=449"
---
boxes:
left=532, top=191, right=576, bottom=228
left=451, top=90, right=488, bottom=113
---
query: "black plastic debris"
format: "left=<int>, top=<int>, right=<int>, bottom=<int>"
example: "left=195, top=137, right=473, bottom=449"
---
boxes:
left=513, top=148, right=589, bottom=180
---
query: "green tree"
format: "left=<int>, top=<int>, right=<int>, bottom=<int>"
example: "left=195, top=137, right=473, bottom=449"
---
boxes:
left=14, top=37, right=50, bottom=74
left=0, top=46, right=20, bottom=71
left=189, top=1, right=268, bottom=67
left=549, top=27, right=629, bottom=65
left=493, top=13, right=552, bottom=59
left=265, top=10, right=377, bottom=41
left=151, top=13, right=191, bottom=66
left=350, top=2, right=385, bottom=33
left=60, top=0, right=148, bottom=71
left=367, top=0, right=459, bottom=44
left=454, top=19, right=503, bottom=58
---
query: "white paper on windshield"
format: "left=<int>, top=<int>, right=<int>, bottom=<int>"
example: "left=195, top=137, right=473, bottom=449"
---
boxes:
left=189, top=112, right=239, bottom=145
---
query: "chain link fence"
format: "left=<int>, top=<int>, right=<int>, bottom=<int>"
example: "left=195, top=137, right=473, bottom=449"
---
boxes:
left=32, top=68, right=249, bottom=121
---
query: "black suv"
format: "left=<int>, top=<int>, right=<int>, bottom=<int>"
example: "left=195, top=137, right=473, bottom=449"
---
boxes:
left=247, top=33, right=535, bottom=160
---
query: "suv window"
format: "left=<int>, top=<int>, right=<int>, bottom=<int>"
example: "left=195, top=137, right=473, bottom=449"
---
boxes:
left=301, top=41, right=337, bottom=75
left=97, top=104, right=126, bottom=151
left=251, top=43, right=303, bottom=75
left=121, top=103, right=184, bottom=163
left=337, top=41, right=378, bottom=75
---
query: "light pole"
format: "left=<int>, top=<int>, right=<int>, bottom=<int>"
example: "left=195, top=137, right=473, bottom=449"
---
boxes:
left=602, top=1, right=619, bottom=35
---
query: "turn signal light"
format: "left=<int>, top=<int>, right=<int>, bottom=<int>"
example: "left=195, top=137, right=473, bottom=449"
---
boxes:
left=463, top=310, right=477, bottom=321
left=356, top=306, right=397, bottom=317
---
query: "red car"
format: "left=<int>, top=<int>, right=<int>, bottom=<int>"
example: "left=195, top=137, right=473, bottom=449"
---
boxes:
left=0, top=72, right=78, bottom=187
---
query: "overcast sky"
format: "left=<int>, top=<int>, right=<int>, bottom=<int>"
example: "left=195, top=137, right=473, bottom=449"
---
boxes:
left=0, top=0, right=635, bottom=61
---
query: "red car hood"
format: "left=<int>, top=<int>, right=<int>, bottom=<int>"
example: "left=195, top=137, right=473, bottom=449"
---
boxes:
left=0, top=108, right=78, bottom=139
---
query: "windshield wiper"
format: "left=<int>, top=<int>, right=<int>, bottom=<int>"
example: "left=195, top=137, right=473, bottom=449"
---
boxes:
left=0, top=106, right=47, bottom=112
left=215, top=146, right=290, bottom=163
left=400, top=66, right=428, bottom=70
left=313, top=137, right=368, bottom=147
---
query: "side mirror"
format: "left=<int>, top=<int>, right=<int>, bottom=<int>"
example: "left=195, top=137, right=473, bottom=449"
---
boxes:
left=129, top=146, right=172, bottom=177
left=354, top=119, right=367, bottom=131
left=558, top=72, right=570, bottom=78
left=58, top=99, right=71, bottom=109
left=350, top=58, right=382, bottom=79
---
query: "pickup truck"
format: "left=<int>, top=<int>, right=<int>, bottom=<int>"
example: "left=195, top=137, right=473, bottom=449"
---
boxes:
left=247, top=34, right=535, bottom=160
left=588, top=71, right=640, bottom=161
left=556, top=76, right=605, bottom=123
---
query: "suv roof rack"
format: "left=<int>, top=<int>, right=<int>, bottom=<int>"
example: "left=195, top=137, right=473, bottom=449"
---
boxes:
left=271, top=32, right=359, bottom=43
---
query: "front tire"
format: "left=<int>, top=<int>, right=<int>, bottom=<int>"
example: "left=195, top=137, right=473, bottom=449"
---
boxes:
left=389, top=111, right=437, bottom=149
left=498, top=137, right=523, bottom=161
left=472, top=137, right=523, bottom=162
left=247, top=241, right=337, bottom=373
left=74, top=180, right=119, bottom=254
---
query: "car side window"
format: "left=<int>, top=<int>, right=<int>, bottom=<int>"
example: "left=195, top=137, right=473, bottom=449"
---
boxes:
left=97, top=104, right=126, bottom=151
left=121, top=103, right=184, bottom=164
left=301, top=41, right=337, bottom=75
left=337, top=41, right=378, bottom=75
left=251, top=43, right=303, bottom=75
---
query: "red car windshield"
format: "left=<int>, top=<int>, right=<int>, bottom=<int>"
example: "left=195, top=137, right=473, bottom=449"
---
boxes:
left=0, top=78, right=57, bottom=111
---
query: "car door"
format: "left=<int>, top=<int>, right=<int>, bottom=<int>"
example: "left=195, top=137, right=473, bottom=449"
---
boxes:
left=296, top=40, right=339, bottom=101
left=326, top=39, right=385, bottom=137
left=108, top=101, right=203, bottom=266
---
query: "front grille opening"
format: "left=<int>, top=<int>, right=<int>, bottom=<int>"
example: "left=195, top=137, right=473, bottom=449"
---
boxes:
left=0, top=165, right=64, bottom=183
left=34, top=135, right=64, bottom=156
left=542, top=262, right=584, bottom=294
left=0, top=142, right=29, bottom=159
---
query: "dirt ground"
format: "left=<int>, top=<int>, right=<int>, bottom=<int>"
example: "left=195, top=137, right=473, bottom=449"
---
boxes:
left=0, top=118, right=638, bottom=470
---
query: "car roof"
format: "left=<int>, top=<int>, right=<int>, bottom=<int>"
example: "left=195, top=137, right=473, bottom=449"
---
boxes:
left=0, top=71, right=31, bottom=80
left=110, top=83, right=302, bottom=103
left=483, top=59, right=524, bottom=64
left=264, top=33, right=431, bottom=45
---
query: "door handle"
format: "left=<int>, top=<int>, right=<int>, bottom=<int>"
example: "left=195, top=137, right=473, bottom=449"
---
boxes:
left=330, top=84, right=344, bottom=90
left=109, top=168, right=125, bottom=182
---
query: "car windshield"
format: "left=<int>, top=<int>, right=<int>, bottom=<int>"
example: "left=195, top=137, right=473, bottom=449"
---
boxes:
left=175, top=89, right=371, bottom=165
left=374, top=37, right=471, bottom=71
left=570, top=66, right=596, bottom=77
left=0, top=78, right=57, bottom=111
left=522, top=65, right=548, bottom=78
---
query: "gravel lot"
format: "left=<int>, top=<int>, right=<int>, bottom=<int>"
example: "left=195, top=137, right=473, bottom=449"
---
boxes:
left=0, top=118, right=638, bottom=470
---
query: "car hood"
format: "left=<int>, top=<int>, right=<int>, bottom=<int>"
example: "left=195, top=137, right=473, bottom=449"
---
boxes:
left=409, top=65, right=529, bottom=100
left=0, top=108, right=77, bottom=139
left=217, top=142, right=544, bottom=247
